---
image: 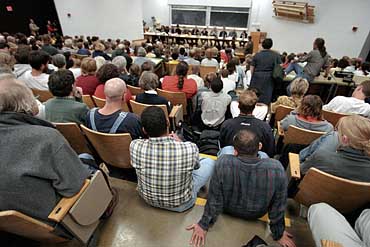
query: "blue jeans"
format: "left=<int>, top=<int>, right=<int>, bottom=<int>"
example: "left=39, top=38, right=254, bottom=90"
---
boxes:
left=160, top=157, right=215, bottom=212
left=285, top=63, right=311, bottom=95
left=218, top=146, right=269, bottom=159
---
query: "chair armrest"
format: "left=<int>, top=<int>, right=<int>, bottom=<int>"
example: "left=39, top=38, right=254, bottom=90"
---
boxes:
left=169, top=105, right=184, bottom=126
left=321, top=240, right=343, bottom=247
left=277, top=121, right=284, bottom=136
left=48, top=180, right=90, bottom=223
left=287, top=153, right=301, bottom=180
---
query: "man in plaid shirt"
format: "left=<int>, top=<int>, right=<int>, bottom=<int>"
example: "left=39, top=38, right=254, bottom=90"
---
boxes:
left=130, top=106, right=215, bottom=212
left=187, top=130, right=296, bottom=247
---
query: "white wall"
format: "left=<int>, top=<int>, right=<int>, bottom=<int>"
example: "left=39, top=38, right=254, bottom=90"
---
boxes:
left=54, top=0, right=144, bottom=40
left=142, top=0, right=370, bottom=58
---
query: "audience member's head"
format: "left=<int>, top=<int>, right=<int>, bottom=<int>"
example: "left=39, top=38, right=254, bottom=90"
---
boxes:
left=221, top=69, right=229, bottom=78
left=129, top=63, right=141, bottom=77
left=314, top=38, right=327, bottom=58
left=81, top=58, right=97, bottom=76
left=29, top=50, right=50, bottom=72
left=191, top=65, right=200, bottom=76
left=262, top=38, right=273, bottom=50
left=94, top=56, right=106, bottom=70
left=204, top=72, right=217, bottom=88
left=14, top=46, right=30, bottom=64
left=0, top=52, right=15, bottom=70
left=137, top=47, right=147, bottom=57
left=189, top=49, right=196, bottom=58
left=141, top=106, right=168, bottom=137
left=337, top=115, right=370, bottom=156
left=337, top=58, right=349, bottom=69
left=238, top=89, right=258, bottom=114
left=112, top=56, right=127, bottom=73
left=175, top=61, right=189, bottom=89
left=352, top=80, right=370, bottom=100
left=233, top=129, right=260, bottom=157
left=298, top=95, right=323, bottom=120
left=104, top=78, right=126, bottom=103
left=171, top=52, right=179, bottom=61
left=210, top=77, right=223, bottom=93
left=41, top=34, right=51, bottom=45
left=64, top=38, right=73, bottom=48
left=0, top=78, right=38, bottom=115
left=139, top=71, right=159, bottom=90
left=290, top=77, right=309, bottom=97
left=205, top=49, right=213, bottom=59
left=48, top=69, right=75, bottom=97
left=97, top=64, right=120, bottom=84
left=141, top=61, right=154, bottom=73
left=52, top=54, right=66, bottom=69
left=360, top=62, right=370, bottom=76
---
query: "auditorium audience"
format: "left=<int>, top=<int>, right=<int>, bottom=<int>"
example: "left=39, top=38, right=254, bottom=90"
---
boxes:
left=201, top=48, right=219, bottom=69
left=219, top=89, right=275, bottom=157
left=41, top=34, right=58, bottom=56
left=18, top=50, right=50, bottom=90
left=87, top=78, right=143, bottom=138
left=124, top=63, right=141, bottom=87
left=271, top=77, right=309, bottom=113
left=111, top=43, right=132, bottom=69
left=75, top=57, right=99, bottom=95
left=69, top=58, right=81, bottom=78
left=76, top=41, right=91, bottom=56
left=112, top=55, right=128, bottom=81
left=162, top=61, right=197, bottom=99
left=354, top=61, right=370, bottom=77
left=44, top=69, right=88, bottom=124
left=13, top=46, right=31, bottom=78
left=51, top=53, right=66, bottom=70
left=92, top=42, right=111, bottom=61
left=94, top=63, right=120, bottom=99
left=300, top=115, right=370, bottom=182
left=220, top=69, right=236, bottom=94
left=323, top=80, right=370, bottom=117
left=187, top=130, right=295, bottom=247
left=185, top=49, right=201, bottom=65
left=201, top=77, right=231, bottom=128
left=134, top=47, right=152, bottom=67
left=130, top=106, right=215, bottom=212
left=187, top=65, right=204, bottom=89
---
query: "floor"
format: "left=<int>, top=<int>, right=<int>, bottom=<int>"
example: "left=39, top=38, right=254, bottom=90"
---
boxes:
left=3, top=178, right=315, bottom=247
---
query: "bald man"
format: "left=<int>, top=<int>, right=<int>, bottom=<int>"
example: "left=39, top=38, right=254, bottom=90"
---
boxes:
left=86, top=78, right=143, bottom=138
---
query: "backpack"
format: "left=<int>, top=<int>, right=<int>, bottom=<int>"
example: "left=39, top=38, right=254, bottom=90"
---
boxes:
left=198, top=130, right=220, bottom=156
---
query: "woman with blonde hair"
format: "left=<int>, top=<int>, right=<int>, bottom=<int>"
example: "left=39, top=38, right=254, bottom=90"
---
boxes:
left=271, top=77, right=309, bottom=113
left=300, top=115, right=370, bottom=182
left=92, top=42, right=111, bottom=61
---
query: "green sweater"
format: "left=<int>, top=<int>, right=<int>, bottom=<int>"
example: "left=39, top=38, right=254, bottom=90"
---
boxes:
left=44, top=97, right=89, bottom=124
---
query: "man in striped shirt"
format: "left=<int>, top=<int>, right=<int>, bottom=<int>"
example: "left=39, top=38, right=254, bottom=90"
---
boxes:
left=130, top=106, right=215, bottom=212
left=187, top=130, right=295, bottom=247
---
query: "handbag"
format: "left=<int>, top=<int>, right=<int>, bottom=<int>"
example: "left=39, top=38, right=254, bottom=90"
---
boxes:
left=272, top=57, right=284, bottom=81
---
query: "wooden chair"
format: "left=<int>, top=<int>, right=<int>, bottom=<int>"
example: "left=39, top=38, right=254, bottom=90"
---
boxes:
left=71, top=54, right=88, bottom=61
left=129, top=100, right=183, bottom=129
left=127, top=85, right=144, bottom=96
left=288, top=153, right=370, bottom=214
left=199, top=66, right=217, bottom=79
left=322, top=110, right=349, bottom=127
left=54, top=123, right=92, bottom=154
left=92, top=96, right=130, bottom=112
left=80, top=125, right=132, bottom=168
left=321, top=240, right=343, bottom=247
left=0, top=171, right=112, bottom=244
left=283, top=125, right=325, bottom=145
left=82, top=95, right=96, bottom=109
left=274, top=105, right=295, bottom=127
left=165, top=62, right=177, bottom=76
left=31, top=88, right=53, bottom=102
left=157, top=89, right=188, bottom=116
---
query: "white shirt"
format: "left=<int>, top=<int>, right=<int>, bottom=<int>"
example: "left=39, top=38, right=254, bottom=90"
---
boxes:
left=188, top=74, right=204, bottom=89
left=230, top=101, right=268, bottom=120
left=69, top=68, right=82, bottom=79
left=201, top=91, right=231, bottom=127
left=221, top=77, right=236, bottom=94
left=201, top=58, right=219, bottom=69
left=323, top=96, right=370, bottom=118
left=19, top=71, right=49, bottom=90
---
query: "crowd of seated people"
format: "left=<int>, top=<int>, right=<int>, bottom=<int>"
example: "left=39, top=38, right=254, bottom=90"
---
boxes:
left=1, top=30, right=370, bottom=247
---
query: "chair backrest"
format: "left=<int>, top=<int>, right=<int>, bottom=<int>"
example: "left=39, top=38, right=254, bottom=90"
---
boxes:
left=295, top=168, right=370, bottom=214
left=284, top=125, right=325, bottom=145
left=157, top=89, right=188, bottom=115
left=199, top=66, right=217, bottom=79
left=71, top=54, right=88, bottom=61
left=130, top=100, right=169, bottom=119
left=165, top=62, right=177, bottom=76
left=80, top=125, right=132, bottom=168
left=82, top=95, right=96, bottom=109
left=0, top=210, right=67, bottom=243
left=127, top=85, right=144, bottom=96
left=322, top=110, right=349, bottom=127
left=274, top=105, right=295, bottom=126
left=187, top=65, right=193, bottom=75
left=31, top=88, right=53, bottom=102
left=92, top=96, right=130, bottom=112
left=55, top=122, right=92, bottom=154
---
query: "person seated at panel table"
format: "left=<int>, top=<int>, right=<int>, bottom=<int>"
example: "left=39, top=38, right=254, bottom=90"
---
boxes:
left=200, top=28, right=208, bottom=36
left=323, top=80, right=370, bottom=118
left=271, top=77, right=309, bottom=113
left=191, top=26, right=201, bottom=36
left=186, top=129, right=296, bottom=247
left=281, top=95, right=333, bottom=133
left=44, top=69, right=89, bottom=124
left=299, top=115, right=370, bottom=183
left=130, top=106, right=215, bottom=212
left=228, top=29, right=237, bottom=39
left=136, top=71, right=171, bottom=113
left=219, top=26, right=228, bottom=38
left=354, top=61, right=370, bottom=77
left=308, top=203, right=370, bottom=247
left=209, top=27, right=218, bottom=37
left=162, top=61, right=197, bottom=99
left=87, top=78, right=143, bottom=139
left=175, top=24, right=182, bottom=35
left=201, top=48, right=219, bottom=69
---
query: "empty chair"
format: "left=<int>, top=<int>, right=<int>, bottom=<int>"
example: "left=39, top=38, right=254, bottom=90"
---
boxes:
left=82, top=95, right=96, bottom=109
left=31, top=88, right=53, bottom=102
left=127, top=85, right=144, bottom=96
left=81, top=125, right=132, bottom=168
left=157, top=89, right=188, bottom=116
left=54, top=122, right=92, bottom=154
left=322, top=110, right=349, bottom=127
left=92, top=95, right=130, bottom=112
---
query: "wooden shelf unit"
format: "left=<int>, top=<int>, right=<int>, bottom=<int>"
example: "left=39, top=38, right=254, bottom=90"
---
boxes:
left=272, top=1, right=315, bottom=23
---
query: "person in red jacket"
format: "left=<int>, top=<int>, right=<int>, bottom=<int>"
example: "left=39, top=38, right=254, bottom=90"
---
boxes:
left=162, top=61, right=197, bottom=99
